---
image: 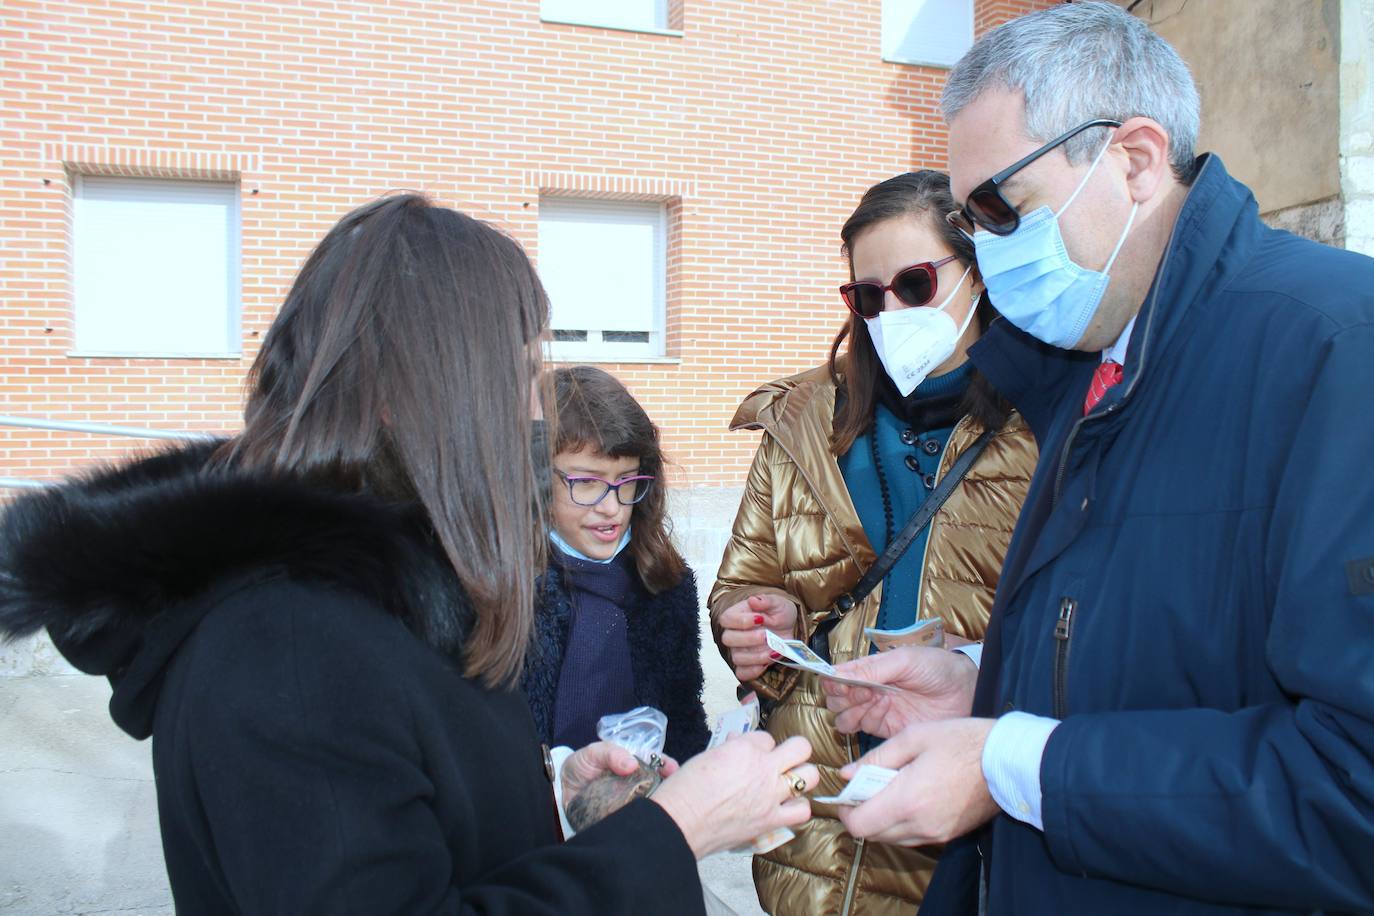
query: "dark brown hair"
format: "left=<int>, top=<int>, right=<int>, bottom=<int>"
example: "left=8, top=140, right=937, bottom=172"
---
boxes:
left=221, top=193, right=548, bottom=688
left=546, top=365, right=687, bottom=594
left=828, top=170, right=1011, bottom=455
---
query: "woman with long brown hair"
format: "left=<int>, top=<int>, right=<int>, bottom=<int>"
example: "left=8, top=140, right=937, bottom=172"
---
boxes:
left=522, top=365, right=709, bottom=762
left=0, top=193, right=816, bottom=914
left=711, top=171, right=1038, bottom=914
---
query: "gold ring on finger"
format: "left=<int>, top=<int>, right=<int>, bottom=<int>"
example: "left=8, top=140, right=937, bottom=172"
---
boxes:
left=782, top=768, right=807, bottom=798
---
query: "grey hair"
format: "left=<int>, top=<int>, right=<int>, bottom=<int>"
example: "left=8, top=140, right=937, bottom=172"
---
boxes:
left=941, top=0, right=1201, bottom=182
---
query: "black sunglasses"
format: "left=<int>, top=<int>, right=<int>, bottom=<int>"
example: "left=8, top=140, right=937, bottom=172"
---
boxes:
left=839, top=255, right=959, bottom=319
left=948, top=118, right=1122, bottom=237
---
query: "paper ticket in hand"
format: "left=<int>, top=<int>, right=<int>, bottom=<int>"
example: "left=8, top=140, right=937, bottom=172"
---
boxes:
left=707, top=696, right=798, bottom=855
left=765, top=630, right=897, bottom=692
left=765, top=629, right=835, bottom=672
left=813, top=765, right=898, bottom=806
left=865, top=617, right=945, bottom=651
left=707, top=697, right=760, bottom=750
left=746, top=825, right=795, bottom=855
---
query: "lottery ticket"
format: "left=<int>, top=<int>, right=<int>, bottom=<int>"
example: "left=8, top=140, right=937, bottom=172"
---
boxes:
left=707, top=695, right=797, bottom=855
left=812, top=765, right=898, bottom=806
left=764, top=630, right=898, bottom=693
left=707, top=697, right=760, bottom=750
left=864, top=617, right=945, bottom=651
left=746, top=825, right=795, bottom=855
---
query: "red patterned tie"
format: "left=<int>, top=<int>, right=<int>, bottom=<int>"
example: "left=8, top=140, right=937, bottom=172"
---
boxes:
left=1083, top=360, right=1124, bottom=415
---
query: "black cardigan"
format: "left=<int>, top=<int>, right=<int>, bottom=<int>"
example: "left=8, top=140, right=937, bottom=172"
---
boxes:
left=522, top=559, right=711, bottom=762
left=0, top=443, right=704, bottom=915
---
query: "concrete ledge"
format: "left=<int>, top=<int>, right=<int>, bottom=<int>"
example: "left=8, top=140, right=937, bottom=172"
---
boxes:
left=0, top=633, right=77, bottom=678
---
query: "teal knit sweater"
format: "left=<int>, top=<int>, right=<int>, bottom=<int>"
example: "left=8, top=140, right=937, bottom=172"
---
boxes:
left=837, top=362, right=973, bottom=632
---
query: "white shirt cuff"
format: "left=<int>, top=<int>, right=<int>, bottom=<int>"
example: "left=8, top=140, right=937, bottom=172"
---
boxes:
left=550, top=745, right=576, bottom=839
left=981, top=711, right=1059, bottom=831
left=951, top=642, right=983, bottom=668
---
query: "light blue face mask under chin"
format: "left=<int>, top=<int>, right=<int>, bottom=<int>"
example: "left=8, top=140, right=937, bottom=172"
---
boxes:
left=550, top=525, right=632, bottom=564
left=972, top=139, right=1139, bottom=350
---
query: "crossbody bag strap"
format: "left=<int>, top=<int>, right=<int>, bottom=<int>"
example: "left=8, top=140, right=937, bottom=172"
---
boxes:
left=808, top=428, right=996, bottom=657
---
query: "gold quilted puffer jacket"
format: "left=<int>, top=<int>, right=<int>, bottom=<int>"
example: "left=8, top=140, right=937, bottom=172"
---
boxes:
left=710, top=366, right=1037, bottom=916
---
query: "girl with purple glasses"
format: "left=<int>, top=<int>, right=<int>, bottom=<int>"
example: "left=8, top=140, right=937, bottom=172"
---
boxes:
left=522, top=365, right=710, bottom=762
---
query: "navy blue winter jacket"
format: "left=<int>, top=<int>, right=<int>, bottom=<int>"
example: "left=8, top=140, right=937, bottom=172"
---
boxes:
left=961, top=155, right=1374, bottom=914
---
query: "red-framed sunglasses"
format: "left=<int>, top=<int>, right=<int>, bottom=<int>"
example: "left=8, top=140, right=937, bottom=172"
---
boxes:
left=839, top=254, right=959, bottom=319
left=947, top=118, right=1122, bottom=237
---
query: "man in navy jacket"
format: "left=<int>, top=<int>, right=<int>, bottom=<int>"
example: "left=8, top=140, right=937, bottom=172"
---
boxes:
left=821, top=3, right=1374, bottom=912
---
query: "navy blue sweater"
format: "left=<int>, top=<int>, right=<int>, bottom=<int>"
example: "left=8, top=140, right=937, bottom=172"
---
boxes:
left=548, top=550, right=639, bottom=749
left=839, top=362, right=972, bottom=632
left=522, top=558, right=710, bottom=762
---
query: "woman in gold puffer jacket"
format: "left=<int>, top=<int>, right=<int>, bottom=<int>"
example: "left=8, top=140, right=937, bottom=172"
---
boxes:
left=711, top=172, right=1037, bottom=916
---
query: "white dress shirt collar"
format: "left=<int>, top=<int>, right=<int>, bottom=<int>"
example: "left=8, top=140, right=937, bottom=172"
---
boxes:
left=1103, top=313, right=1138, bottom=365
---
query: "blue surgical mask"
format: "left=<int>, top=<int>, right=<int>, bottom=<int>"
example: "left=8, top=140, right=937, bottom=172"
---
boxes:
left=971, top=139, right=1138, bottom=349
left=550, top=526, right=632, bottom=564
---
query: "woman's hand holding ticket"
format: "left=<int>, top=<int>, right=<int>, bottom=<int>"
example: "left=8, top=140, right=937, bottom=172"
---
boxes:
left=718, top=593, right=799, bottom=681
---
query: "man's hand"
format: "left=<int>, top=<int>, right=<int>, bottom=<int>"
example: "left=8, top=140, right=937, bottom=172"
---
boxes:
left=718, top=593, right=800, bottom=682
left=821, top=645, right=978, bottom=738
left=837, top=718, right=999, bottom=847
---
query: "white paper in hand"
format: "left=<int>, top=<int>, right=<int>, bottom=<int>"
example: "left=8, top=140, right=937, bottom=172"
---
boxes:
left=765, top=629, right=835, bottom=672
left=706, top=696, right=797, bottom=855
left=747, top=825, right=796, bottom=854
left=707, top=698, right=760, bottom=750
left=764, top=630, right=898, bottom=692
left=813, top=765, right=898, bottom=806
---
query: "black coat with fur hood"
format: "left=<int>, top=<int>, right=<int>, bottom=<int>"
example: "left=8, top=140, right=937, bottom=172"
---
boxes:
left=521, top=559, right=710, bottom=763
left=0, top=443, right=704, bottom=915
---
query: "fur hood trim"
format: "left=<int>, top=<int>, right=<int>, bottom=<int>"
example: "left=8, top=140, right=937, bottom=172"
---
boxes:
left=0, top=442, right=471, bottom=687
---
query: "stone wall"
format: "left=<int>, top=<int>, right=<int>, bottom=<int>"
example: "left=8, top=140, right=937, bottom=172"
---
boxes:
left=1126, top=0, right=1342, bottom=217
left=1262, top=195, right=1347, bottom=247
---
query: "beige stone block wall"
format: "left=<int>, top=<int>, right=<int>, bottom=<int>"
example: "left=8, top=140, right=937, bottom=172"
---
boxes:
left=1122, top=0, right=1341, bottom=219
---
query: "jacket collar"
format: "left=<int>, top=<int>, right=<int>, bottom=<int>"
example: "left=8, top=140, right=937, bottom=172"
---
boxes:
left=729, top=366, right=877, bottom=568
left=0, top=442, right=473, bottom=738
left=972, top=154, right=1257, bottom=429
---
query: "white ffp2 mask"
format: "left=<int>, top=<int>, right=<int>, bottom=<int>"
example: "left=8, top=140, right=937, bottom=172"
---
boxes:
left=864, top=265, right=977, bottom=396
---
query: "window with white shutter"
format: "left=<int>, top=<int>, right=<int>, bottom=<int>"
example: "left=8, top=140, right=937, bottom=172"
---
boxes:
left=73, top=175, right=240, bottom=357
left=882, top=0, right=974, bottom=69
left=541, top=0, right=670, bottom=33
left=537, top=197, right=666, bottom=361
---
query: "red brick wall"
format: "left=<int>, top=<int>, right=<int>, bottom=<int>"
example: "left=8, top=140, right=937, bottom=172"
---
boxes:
left=976, top=0, right=1056, bottom=35
left=0, top=0, right=1055, bottom=488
